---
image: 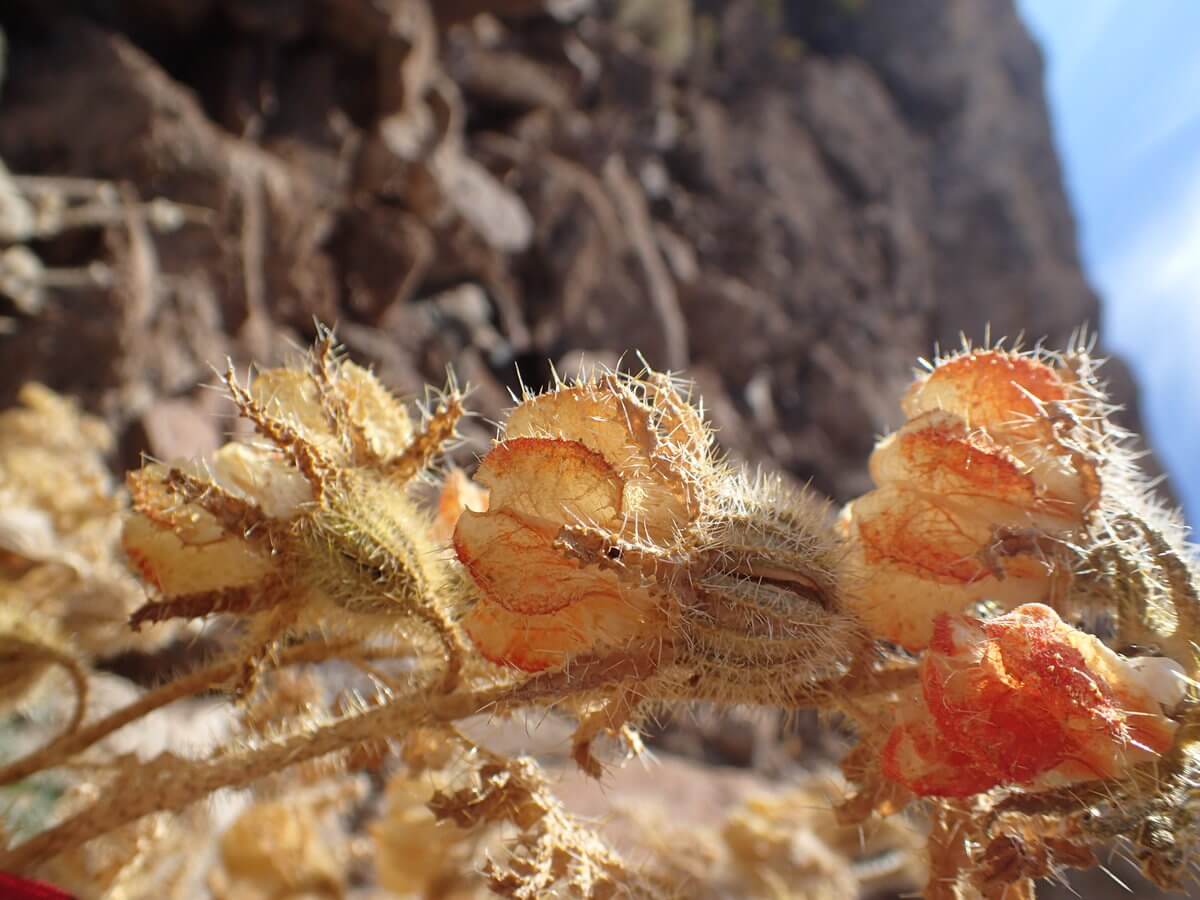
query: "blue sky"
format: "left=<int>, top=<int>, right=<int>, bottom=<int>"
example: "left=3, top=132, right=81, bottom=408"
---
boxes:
left=1017, top=0, right=1200, bottom=524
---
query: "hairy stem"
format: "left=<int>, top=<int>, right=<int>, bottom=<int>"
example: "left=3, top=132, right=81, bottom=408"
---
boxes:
left=0, top=652, right=641, bottom=870
left=0, top=638, right=360, bottom=788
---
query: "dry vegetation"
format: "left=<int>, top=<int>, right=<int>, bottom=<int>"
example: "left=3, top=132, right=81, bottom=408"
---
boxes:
left=1, top=329, right=1198, bottom=899
left=0, top=2, right=1193, bottom=898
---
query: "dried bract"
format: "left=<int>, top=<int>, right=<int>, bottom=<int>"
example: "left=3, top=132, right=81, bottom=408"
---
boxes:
left=840, top=339, right=1200, bottom=898
left=453, top=368, right=866, bottom=766
left=842, top=347, right=1100, bottom=648
left=428, top=748, right=663, bottom=900
left=122, top=332, right=472, bottom=691
left=882, top=603, right=1183, bottom=797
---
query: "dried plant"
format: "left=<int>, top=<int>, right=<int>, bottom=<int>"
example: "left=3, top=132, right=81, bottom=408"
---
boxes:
left=2, top=330, right=1199, bottom=900
left=0, top=383, right=172, bottom=793
left=122, top=326, right=470, bottom=694
left=0, top=383, right=158, bottom=657
left=836, top=339, right=1200, bottom=897
left=453, top=367, right=867, bottom=771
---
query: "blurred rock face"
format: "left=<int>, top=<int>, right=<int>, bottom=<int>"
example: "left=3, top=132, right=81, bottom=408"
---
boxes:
left=0, top=0, right=1146, bottom=501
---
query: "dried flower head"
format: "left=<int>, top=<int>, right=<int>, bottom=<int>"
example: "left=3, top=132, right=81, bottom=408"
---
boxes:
left=454, top=368, right=865, bottom=706
left=841, top=346, right=1102, bottom=648
left=371, top=770, right=477, bottom=896
left=122, top=331, right=471, bottom=691
left=881, top=603, right=1183, bottom=797
left=33, top=792, right=211, bottom=900
left=719, top=793, right=861, bottom=900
